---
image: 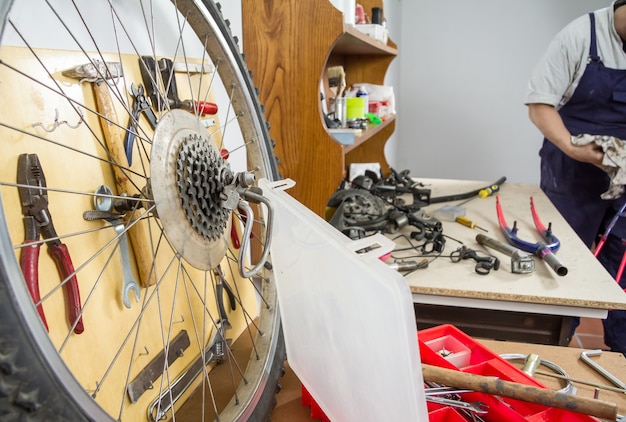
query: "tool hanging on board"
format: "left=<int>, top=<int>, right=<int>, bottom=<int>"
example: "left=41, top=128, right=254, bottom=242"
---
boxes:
left=17, top=153, right=84, bottom=334
left=139, top=56, right=218, bottom=116
left=496, top=196, right=568, bottom=276
left=127, top=330, right=191, bottom=403
left=63, top=60, right=157, bottom=287
left=124, top=82, right=157, bottom=166
left=83, top=185, right=141, bottom=308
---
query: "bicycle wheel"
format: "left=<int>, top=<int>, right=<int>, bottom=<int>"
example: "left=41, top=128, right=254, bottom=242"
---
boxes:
left=0, top=1, right=284, bottom=421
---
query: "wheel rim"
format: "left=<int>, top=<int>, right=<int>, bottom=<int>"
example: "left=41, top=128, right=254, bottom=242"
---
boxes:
left=0, top=1, right=282, bottom=421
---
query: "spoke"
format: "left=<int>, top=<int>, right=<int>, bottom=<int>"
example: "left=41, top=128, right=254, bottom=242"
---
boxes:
left=91, top=251, right=179, bottom=399
left=0, top=1, right=280, bottom=420
left=37, top=205, right=158, bottom=325
left=178, top=267, right=220, bottom=418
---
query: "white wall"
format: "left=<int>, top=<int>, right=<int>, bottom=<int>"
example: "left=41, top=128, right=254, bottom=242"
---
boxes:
left=396, top=0, right=608, bottom=183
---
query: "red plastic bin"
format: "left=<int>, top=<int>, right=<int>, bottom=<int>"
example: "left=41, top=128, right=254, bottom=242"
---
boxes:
left=418, top=324, right=599, bottom=422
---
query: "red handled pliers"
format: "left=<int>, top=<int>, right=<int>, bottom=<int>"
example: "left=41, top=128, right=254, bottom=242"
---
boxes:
left=496, top=196, right=568, bottom=277
left=17, top=153, right=84, bottom=334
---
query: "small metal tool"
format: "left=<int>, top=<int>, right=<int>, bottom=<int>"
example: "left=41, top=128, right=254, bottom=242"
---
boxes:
left=89, top=185, right=140, bottom=308
left=476, top=233, right=535, bottom=274
left=425, top=396, right=489, bottom=414
left=124, top=82, right=158, bottom=166
left=127, top=330, right=190, bottom=403
left=580, top=349, right=626, bottom=391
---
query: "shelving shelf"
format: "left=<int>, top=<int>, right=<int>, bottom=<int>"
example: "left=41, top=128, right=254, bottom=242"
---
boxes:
left=343, top=115, right=396, bottom=154
left=242, top=0, right=397, bottom=216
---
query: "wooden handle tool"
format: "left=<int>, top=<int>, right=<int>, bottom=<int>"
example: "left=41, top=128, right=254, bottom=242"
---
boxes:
left=422, top=364, right=618, bottom=420
left=92, top=81, right=156, bottom=287
left=63, top=61, right=156, bottom=287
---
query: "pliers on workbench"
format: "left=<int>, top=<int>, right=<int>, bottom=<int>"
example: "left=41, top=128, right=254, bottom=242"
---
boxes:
left=495, top=196, right=568, bottom=277
left=17, top=153, right=84, bottom=333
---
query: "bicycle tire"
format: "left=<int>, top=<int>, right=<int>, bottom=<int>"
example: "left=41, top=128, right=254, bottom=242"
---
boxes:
left=0, top=1, right=284, bottom=421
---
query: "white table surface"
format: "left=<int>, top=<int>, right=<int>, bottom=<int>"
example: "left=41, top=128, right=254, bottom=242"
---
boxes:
left=389, top=178, right=626, bottom=318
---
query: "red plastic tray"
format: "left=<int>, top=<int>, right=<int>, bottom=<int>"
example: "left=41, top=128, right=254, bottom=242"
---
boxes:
left=419, top=324, right=598, bottom=422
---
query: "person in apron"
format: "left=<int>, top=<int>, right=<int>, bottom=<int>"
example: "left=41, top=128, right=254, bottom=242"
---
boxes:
left=526, top=0, right=626, bottom=355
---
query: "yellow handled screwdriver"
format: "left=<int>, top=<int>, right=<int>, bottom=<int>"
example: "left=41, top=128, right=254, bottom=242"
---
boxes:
left=455, top=216, right=488, bottom=232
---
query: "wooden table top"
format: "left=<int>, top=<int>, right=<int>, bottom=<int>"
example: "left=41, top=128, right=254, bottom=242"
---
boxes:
left=390, top=178, right=626, bottom=313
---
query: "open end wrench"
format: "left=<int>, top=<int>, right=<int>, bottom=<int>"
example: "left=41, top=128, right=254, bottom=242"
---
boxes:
left=95, top=185, right=140, bottom=308
left=580, top=349, right=626, bottom=391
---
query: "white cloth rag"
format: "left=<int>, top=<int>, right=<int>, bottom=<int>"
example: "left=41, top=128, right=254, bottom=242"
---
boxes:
left=570, top=134, right=626, bottom=199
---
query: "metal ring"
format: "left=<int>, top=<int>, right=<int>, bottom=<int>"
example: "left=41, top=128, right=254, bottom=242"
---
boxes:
left=94, top=185, right=113, bottom=212
left=499, top=353, right=575, bottom=394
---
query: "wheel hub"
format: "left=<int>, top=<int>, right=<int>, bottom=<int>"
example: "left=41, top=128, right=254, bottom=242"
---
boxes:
left=150, top=109, right=231, bottom=270
left=176, top=133, right=231, bottom=241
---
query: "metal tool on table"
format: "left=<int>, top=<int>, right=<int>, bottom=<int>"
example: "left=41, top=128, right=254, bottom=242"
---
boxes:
left=455, top=215, right=488, bottom=232
left=476, top=233, right=535, bottom=274
left=387, top=259, right=429, bottom=272
left=63, top=60, right=156, bottom=287
left=17, top=153, right=84, bottom=334
left=424, top=395, right=488, bottom=414
left=580, top=349, right=626, bottom=391
left=496, top=196, right=568, bottom=276
left=139, top=56, right=218, bottom=117
left=83, top=185, right=140, bottom=308
left=450, top=245, right=500, bottom=275
left=124, top=83, right=157, bottom=166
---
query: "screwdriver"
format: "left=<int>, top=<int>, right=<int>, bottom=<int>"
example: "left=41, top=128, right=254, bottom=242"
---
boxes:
left=455, top=216, right=488, bottom=232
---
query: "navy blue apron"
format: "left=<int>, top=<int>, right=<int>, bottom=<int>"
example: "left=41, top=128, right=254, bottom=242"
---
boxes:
left=539, top=12, right=626, bottom=353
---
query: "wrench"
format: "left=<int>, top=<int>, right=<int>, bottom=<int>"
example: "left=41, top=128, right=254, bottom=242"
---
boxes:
left=580, top=349, right=626, bottom=391
left=95, top=185, right=140, bottom=308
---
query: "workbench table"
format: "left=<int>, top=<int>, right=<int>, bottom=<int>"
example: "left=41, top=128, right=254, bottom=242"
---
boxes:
left=393, top=178, right=626, bottom=346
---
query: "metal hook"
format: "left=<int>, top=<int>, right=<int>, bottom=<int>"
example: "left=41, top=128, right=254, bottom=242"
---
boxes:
left=138, top=346, right=149, bottom=357
left=32, top=108, right=83, bottom=132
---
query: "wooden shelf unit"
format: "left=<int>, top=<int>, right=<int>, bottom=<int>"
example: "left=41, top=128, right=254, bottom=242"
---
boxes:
left=242, top=0, right=397, bottom=216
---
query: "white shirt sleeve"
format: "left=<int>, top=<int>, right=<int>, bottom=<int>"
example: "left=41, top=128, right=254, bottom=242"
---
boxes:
left=524, top=15, right=591, bottom=109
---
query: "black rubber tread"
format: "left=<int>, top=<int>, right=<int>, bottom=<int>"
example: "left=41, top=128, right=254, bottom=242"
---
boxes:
left=0, top=197, right=92, bottom=421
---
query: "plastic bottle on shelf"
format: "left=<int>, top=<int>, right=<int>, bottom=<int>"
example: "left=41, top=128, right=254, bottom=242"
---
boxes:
left=356, top=85, right=369, bottom=118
